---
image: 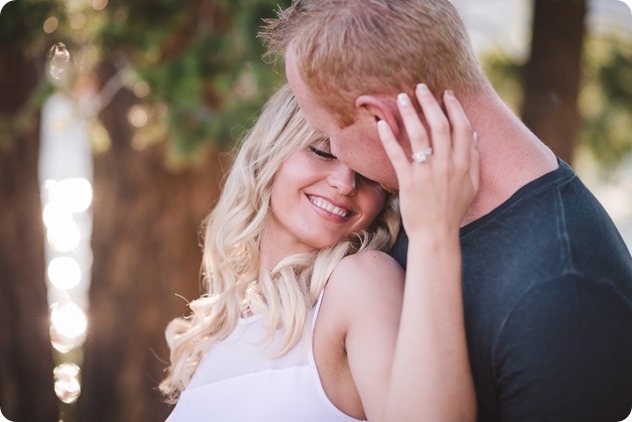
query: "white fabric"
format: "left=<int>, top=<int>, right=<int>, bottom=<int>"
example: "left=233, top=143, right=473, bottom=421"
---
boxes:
left=166, top=291, right=365, bottom=422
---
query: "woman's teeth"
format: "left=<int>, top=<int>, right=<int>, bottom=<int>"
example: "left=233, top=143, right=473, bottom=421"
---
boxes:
left=309, top=196, right=350, bottom=217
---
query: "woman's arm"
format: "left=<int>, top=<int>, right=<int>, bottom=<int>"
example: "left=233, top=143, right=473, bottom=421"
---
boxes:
left=340, top=85, right=477, bottom=421
left=379, top=85, right=477, bottom=421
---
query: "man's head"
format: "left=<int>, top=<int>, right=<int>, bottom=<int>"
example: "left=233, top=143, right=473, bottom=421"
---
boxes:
left=261, top=0, right=489, bottom=187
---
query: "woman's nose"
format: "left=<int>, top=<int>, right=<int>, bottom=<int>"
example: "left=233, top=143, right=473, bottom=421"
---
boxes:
left=328, top=163, right=357, bottom=196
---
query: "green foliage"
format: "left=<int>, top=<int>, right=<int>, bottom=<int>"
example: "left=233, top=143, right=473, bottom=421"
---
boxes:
left=480, top=51, right=525, bottom=114
left=480, top=34, right=632, bottom=169
left=0, top=0, right=63, bottom=149
left=1, top=0, right=291, bottom=162
left=96, top=0, right=291, bottom=159
left=0, top=0, right=64, bottom=49
left=580, top=36, right=632, bottom=167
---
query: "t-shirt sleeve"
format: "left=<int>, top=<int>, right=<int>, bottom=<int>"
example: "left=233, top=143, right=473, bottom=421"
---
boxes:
left=493, top=273, right=632, bottom=421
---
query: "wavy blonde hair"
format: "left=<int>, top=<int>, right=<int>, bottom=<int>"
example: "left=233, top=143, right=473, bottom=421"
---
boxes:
left=261, top=0, right=488, bottom=127
left=160, top=85, right=400, bottom=403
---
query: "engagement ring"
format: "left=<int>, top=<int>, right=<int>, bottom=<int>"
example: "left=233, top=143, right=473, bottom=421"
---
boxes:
left=411, top=147, right=433, bottom=163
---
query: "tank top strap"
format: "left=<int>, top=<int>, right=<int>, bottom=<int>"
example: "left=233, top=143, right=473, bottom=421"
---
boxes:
left=310, top=289, right=326, bottom=330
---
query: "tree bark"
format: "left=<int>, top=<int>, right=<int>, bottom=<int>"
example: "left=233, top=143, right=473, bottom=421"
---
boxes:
left=77, top=62, right=226, bottom=422
left=521, top=0, right=587, bottom=164
left=0, top=42, right=59, bottom=422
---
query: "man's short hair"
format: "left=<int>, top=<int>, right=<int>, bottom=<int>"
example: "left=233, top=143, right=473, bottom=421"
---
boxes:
left=261, top=0, right=488, bottom=127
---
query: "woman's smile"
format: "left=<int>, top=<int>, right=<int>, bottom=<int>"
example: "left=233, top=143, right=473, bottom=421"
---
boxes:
left=306, top=194, right=354, bottom=219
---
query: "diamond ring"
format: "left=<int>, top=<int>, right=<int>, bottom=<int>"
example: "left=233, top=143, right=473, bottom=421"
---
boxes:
left=411, top=147, right=433, bottom=163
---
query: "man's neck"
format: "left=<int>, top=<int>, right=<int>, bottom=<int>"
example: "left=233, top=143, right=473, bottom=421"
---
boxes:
left=460, top=90, right=559, bottom=225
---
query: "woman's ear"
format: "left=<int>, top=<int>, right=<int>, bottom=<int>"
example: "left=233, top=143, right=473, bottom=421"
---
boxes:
left=355, top=94, right=400, bottom=139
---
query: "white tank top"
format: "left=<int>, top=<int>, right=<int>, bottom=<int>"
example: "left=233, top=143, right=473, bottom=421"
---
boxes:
left=166, top=291, right=365, bottom=422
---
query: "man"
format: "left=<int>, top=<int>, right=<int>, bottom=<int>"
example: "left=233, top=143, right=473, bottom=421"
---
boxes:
left=260, top=0, right=632, bottom=420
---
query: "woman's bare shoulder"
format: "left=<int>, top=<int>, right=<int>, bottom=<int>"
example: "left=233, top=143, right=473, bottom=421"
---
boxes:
left=324, top=250, right=405, bottom=324
left=333, top=250, right=404, bottom=284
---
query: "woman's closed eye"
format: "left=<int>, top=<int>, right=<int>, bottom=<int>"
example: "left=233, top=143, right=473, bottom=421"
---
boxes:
left=308, top=145, right=336, bottom=160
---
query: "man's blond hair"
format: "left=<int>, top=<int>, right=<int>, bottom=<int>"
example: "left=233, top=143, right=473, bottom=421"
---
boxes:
left=261, top=0, right=488, bottom=127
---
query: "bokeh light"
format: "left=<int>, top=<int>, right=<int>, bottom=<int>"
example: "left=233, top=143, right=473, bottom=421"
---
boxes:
left=42, top=178, right=93, bottom=252
left=43, top=201, right=73, bottom=229
left=53, top=363, right=82, bottom=404
left=50, top=323, right=84, bottom=353
left=51, top=302, right=88, bottom=340
left=70, top=12, right=87, bottom=30
left=133, top=80, right=150, bottom=98
left=48, top=257, right=82, bottom=290
left=47, top=220, right=81, bottom=252
left=128, top=105, right=149, bottom=128
left=92, top=0, right=108, bottom=11
left=43, top=16, right=59, bottom=34
left=55, top=178, right=93, bottom=213
left=48, top=43, right=71, bottom=82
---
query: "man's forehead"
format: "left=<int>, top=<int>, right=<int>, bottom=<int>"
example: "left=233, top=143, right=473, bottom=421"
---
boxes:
left=284, top=47, right=341, bottom=135
left=288, top=85, right=329, bottom=133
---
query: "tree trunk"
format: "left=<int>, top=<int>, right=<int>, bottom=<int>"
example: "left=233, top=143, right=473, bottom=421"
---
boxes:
left=521, top=0, right=587, bottom=164
left=77, top=62, right=225, bottom=422
left=0, top=43, right=59, bottom=422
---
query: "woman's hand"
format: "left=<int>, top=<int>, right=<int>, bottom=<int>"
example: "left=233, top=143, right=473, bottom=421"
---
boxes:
left=378, top=84, right=479, bottom=422
left=377, top=83, right=479, bottom=239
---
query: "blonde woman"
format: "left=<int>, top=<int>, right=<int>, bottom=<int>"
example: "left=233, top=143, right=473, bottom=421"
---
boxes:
left=161, top=84, right=478, bottom=421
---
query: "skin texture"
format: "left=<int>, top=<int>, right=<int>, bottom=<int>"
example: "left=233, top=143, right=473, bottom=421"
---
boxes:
left=264, top=86, right=479, bottom=421
left=260, top=142, right=387, bottom=269
left=285, top=46, right=558, bottom=225
left=285, top=48, right=404, bottom=190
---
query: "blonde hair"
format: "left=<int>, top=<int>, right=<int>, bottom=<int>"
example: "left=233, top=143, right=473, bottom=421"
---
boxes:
left=260, top=0, right=489, bottom=126
left=160, top=85, right=400, bottom=403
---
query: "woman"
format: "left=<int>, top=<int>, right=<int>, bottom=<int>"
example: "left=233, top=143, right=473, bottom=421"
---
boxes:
left=161, top=83, right=478, bottom=421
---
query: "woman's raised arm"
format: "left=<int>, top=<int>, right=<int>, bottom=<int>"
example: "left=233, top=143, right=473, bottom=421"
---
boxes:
left=378, top=84, right=479, bottom=422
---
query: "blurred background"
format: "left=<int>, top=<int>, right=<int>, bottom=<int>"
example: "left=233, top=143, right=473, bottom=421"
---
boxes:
left=0, top=0, right=630, bottom=421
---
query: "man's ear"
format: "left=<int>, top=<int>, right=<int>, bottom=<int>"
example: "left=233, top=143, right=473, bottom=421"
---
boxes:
left=355, top=94, right=400, bottom=139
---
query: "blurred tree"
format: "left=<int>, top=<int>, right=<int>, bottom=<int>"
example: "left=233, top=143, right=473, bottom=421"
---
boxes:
left=482, top=3, right=631, bottom=170
left=521, top=0, right=587, bottom=164
left=78, top=63, right=226, bottom=421
left=0, top=1, right=62, bottom=421
left=580, top=35, right=632, bottom=169
left=73, top=1, right=290, bottom=421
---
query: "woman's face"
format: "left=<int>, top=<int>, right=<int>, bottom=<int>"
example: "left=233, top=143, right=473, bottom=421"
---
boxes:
left=263, top=138, right=387, bottom=258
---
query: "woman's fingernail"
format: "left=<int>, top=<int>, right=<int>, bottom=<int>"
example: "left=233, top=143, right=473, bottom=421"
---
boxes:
left=473, top=131, right=478, bottom=144
left=416, top=83, right=430, bottom=95
left=377, top=120, right=388, bottom=132
left=444, top=89, right=455, bottom=99
left=397, top=93, right=410, bottom=106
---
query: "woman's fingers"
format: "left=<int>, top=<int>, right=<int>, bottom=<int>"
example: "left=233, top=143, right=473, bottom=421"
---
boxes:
left=469, top=138, right=480, bottom=195
left=415, top=83, right=451, bottom=162
left=396, top=92, right=430, bottom=160
left=378, top=85, right=478, bottom=189
left=443, top=90, right=473, bottom=172
left=443, top=90, right=479, bottom=204
left=391, top=84, right=469, bottom=170
left=377, top=120, right=408, bottom=180
left=378, top=85, right=478, bottom=231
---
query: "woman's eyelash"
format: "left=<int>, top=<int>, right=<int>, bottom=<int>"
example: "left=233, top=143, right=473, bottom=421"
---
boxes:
left=308, top=146, right=336, bottom=159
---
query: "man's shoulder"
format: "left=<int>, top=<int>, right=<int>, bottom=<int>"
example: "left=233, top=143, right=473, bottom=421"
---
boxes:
left=469, top=271, right=632, bottom=421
